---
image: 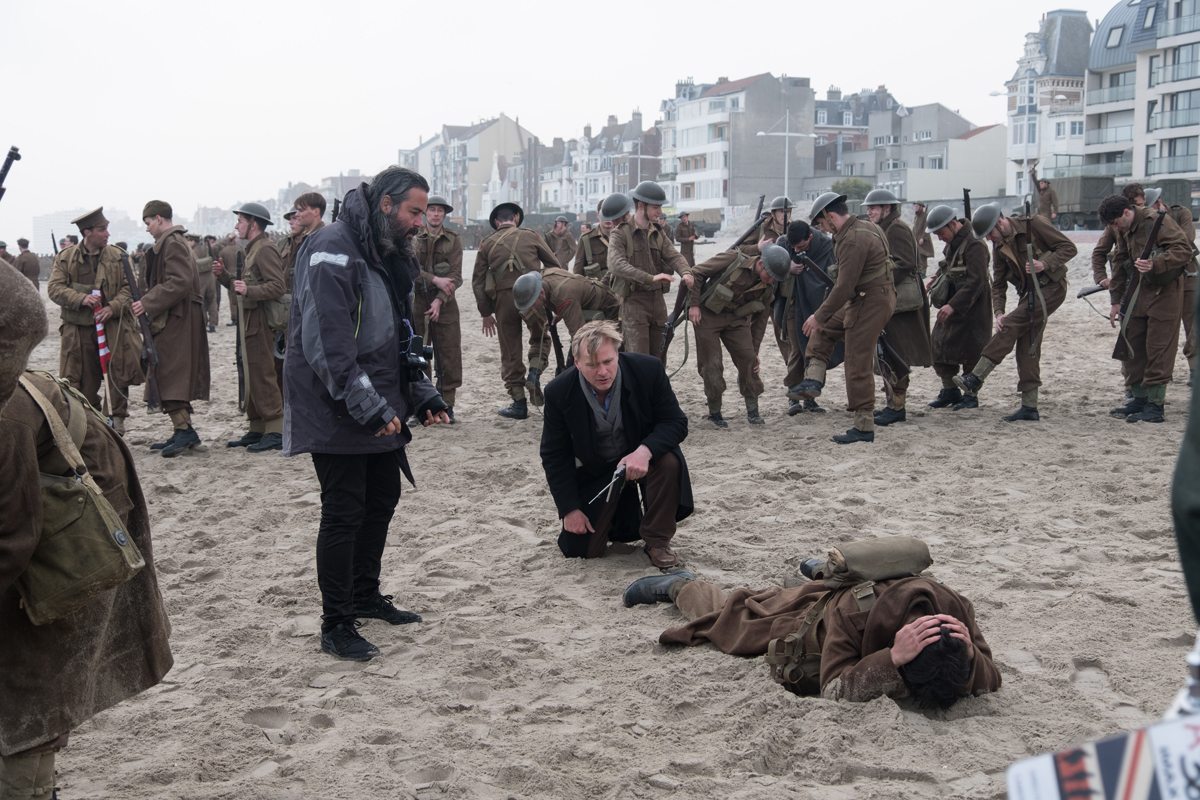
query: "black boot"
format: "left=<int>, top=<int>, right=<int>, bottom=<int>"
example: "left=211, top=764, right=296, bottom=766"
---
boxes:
left=623, top=571, right=695, bottom=607
left=874, top=407, right=906, bottom=426
left=928, top=387, right=962, bottom=408
left=953, top=372, right=983, bottom=394
left=787, top=379, right=824, bottom=401
left=1126, top=402, right=1165, bottom=423
left=746, top=407, right=765, bottom=425
left=1109, top=396, right=1146, bottom=418
left=498, top=399, right=528, bottom=419
left=951, top=394, right=979, bottom=410
left=705, top=412, right=729, bottom=429
left=832, top=427, right=874, bottom=444
left=150, top=430, right=181, bottom=451
left=246, top=431, right=283, bottom=452
left=1002, top=405, right=1040, bottom=422
left=227, top=431, right=263, bottom=448
left=161, top=427, right=200, bottom=457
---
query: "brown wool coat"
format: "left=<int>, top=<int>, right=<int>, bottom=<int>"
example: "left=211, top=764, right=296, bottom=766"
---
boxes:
left=545, top=229, right=576, bottom=269
left=879, top=209, right=933, bottom=367
left=140, top=226, right=211, bottom=403
left=660, top=576, right=1000, bottom=703
left=216, top=234, right=286, bottom=420
left=0, top=371, right=172, bottom=755
left=990, top=216, right=1077, bottom=315
left=472, top=226, right=559, bottom=316
left=15, top=251, right=40, bottom=286
left=931, top=223, right=993, bottom=366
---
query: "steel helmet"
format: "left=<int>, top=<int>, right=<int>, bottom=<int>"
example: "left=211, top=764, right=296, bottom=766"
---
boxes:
left=554, top=215, right=568, bottom=224
left=971, top=204, right=1003, bottom=240
left=809, top=192, right=847, bottom=222
left=234, top=202, right=273, bottom=227
left=1145, top=187, right=1163, bottom=207
left=512, top=271, right=544, bottom=313
left=599, top=193, right=633, bottom=222
left=427, top=195, right=453, bottom=213
left=924, top=204, right=957, bottom=234
left=630, top=181, right=668, bottom=206
left=769, top=196, right=794, bottom=212
left=489, top=202, right=524, bottom=230
left=760, top=244, right=791, bottom=281
left=862, top=188, right=901, bottom=207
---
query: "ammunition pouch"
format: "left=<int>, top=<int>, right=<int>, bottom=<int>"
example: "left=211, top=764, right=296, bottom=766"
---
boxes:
left=702, top=282, right=735, bottom=314
left=61, top=281, right=99, bottom=326
left=764, top=581, right=879, bottom=696
left=264, top=294, right=292, bottom=334
left=893, top=272, right=924, bottom=313
left=928, top=270, right=955, bottom=308
left=432, top=260, right=453, bottom=278
left=195, top=256, right=214, bottom=274
left=583, top=262, right=605, bottom=279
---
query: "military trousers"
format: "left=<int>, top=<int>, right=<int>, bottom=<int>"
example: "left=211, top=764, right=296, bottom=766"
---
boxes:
left=1121, top=278, right=1184, bottom=389
left=780, top=304, right=804, bottom=387
left=619, top=290, right=667, bottom=355
left=680, top=243, right=695, bottom=268
left=493, top=288, right=545, bottom=399
left=805, top=283, right=896, bottom=417
left=240, top=308, right=284, bottom=430
left=59, top=324, right=130, bottom=419
left=1183, top=276, right=1196, bottom=367
left=199, top=270, right=218, bottom=329
left=412, top=290, right=463, bottom=407
left=694, top=311, right=762, bottom=411
left=979, top=279, right=1067, bottom=393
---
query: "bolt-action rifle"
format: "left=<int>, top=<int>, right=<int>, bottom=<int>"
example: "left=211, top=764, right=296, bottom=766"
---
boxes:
left=120, top=255, right=161, bottom=410
left=1113, top=210, right=1167, bottom=361
left=0, top=146, right=20, bottom=206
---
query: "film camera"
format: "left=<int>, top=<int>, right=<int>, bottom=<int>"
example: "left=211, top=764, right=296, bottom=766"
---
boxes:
left=404, top=334, right=433, bottom=380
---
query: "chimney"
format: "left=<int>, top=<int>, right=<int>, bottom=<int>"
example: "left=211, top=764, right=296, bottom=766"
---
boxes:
left=632, top=110, right=643, bottom=132
left=607, top=114, right=618, bottom=127
left=584, top=123, right=592, bottom=140
left=827, top=85, right=842, bottom=102
left=717, top=76, right=729, bottom=84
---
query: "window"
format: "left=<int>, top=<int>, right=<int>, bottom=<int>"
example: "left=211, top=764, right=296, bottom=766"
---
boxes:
left=1071, top=121, right=1084, bottom=135
left=928, top=155, right=945, bottom=169
left=709, top=123, right=728, bottom=142
left=817, top=109, right=827, bottom=125
left=1028, top=119, right=1038, bottom=144
left=843, top=111, right=853, bottom=126
left=708, top=99, right=726, bottom=113
left=680, top=183, right=695, bottom=200
left=874, top=136, right=884, bottom=146
left=1107, top=26, right=1124, bottom=47
left=730, top=97, right=740, bottom=111
left=1144, top=5, right=1157, bottom=27
left=1056, top=121, right=1066, bottom=138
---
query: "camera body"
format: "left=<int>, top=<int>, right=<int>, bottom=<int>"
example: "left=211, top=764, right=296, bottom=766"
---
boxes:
left=404, top=334, right=433, bottom=381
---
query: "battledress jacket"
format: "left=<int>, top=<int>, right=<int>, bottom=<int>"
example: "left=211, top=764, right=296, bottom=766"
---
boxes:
left=660, top=576, right=1000, bottom=703
left=0, top=371, right=172, bottom=755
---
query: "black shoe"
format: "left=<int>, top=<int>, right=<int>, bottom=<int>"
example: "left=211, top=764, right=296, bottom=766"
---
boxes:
left=954, top=373, right=983, bottom=394
left=951, top=394, right=979, bottom=410
left=805, top=398, right=826, bottom=413
left=874, top=407, right=906, bottom=426
left=246, top=432, right=283, bottom=452
left=799, top=558, right=826, bottom=580
left=832, top=427, right=874, bottom=444
left=226, top=321, right=237, bottom=327
left=787, top=379, right=824, bottom=401
left=498, top=399, right=528, bottom=419
left=705, top=412, right=729, bottom=429
left=320, top=621, right=380, bottom=662
left=1109, top=397, right=1146, bottom=418
left=928, top=387, right=962, bottom=408
left=746, top=409, right=764, bottom=425
left=1002, top=405, right=1040, bottom=422
left=622, top=571, right=695, bottom=607
left=150, top=430, right=181, bottom=451
left=227, top=431, right=263, bottom=448
left=354, top=593, right=423, bottom=625
left=161, top=427, right=200, bottom=457
left=207, top=324, right=216, bottom=333
left=1126, top=402, right=1165, bottom=423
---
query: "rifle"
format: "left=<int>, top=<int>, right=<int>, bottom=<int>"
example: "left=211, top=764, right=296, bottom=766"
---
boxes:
left=962, top=188, right=972, bottom=221
left=1113, top=210, right=1167, bottom=361
left=51, top=230, right=59, bottom=256
left=1023, top=201, right=1049, bottom=354
left=659, top=194, right=768, bottom=363
left=120, top=255, right=162, bottom=410
left=0, top=146, right=20, bottom=205
left=545, top=304, right=566, bottom=375
left=235, top=251, right=250, bottom=412
left=1077, top=283, right=1107, bottom=299
left=331, top=198, right=342, bottom=223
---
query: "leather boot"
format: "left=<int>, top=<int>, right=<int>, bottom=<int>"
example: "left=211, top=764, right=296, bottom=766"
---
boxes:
left=832, top=427, right=874, bottom=444
left=1109, top=396, right=1146, bottom=418
left=928, top=387, right=962, bottom=408
left=874, top=407, right=906, bottom=426
left=1002, top=405, right=1040, bottom=422
left=705, top=412, right=729, bottom=429
left=498, top=399, right=528, bottom=419
left=1126, top=402, right=1165, bottom=423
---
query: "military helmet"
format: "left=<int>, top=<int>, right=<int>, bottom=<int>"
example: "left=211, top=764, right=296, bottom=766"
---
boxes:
left=554, top=215, right=568, bottom=224
left=1145, top=187, right=1163, bottom=208
left=234, top=202, right=273, bottom=227
left=599, top=193, right=633, bottom=222
left=925, top=204, right=957, bottom=234
left=760, top=244, right=791, bottom=282
left=630, top=180, right=668, bottom=206
left=769, top=196, right=794, bottom=212
left=427, top=195, right=453, bottom=213
left=512, top=271, right=544, bottom=313
left=489, top=201, right=524, bottom=230
left=862, top=188, right=901, bottom=207
left=970, top=203, right=1003, bottom=240
left=809, top=192, right=847, bottom=222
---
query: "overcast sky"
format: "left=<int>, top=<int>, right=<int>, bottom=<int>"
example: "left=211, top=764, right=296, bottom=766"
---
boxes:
left=1, top=0, right=1117, bottom=240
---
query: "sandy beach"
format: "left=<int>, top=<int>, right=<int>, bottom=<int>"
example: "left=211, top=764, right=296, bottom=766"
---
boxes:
left=23, top=230, right=1194, bottom=799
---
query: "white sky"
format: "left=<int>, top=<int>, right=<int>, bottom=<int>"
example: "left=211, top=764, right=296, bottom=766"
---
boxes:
left=0, top=0, right=1117, bottom=239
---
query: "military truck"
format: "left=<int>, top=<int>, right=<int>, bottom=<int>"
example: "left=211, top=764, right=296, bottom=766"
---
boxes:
left=1044, top=176, right=1114, bottom=230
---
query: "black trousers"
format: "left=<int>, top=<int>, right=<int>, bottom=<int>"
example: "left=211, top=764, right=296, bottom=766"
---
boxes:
left=311, top=450, right=403, bottom=629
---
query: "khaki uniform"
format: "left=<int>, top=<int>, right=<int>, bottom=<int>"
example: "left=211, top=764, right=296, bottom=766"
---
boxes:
left=1169, top=205, right=1197, bottom=375
left=980, top=216, right=1077, bottom=394
left=412, top=224, right=464, bottom=407
left=472, top=226, right=558, bottom=400
left=607, top=219, right=689, bottom=354
left=545, top=229, right=576, bottom=270
left=14, top=251, right=40, bottom=287
left=0, top=250, right=14, bottom=266
left=675, top=220, right=698, bottom=267
left=1092, top=225, right=1134, bottom=389
left=276, top=222, right=323, bottom=391
left=523, top=267, right=619, bottom=338
left=761, top=216, right=787, bottom=243
left=191, top=240, right=219, bottom=330
left=1110, top=208, right=1193, bottom=391
left=878, top=209, right=932, bottom=411
left=46, top=244, right=144, bottom=419
left=930, top=223, right=992, bottom=379
left=216, top=233, right=285, bottom=432
left=804, top=216, right=896, bottom=431
left=1031, top=166, right=1058, bottom=220
left=687, top=246, right=774, bottom=413
left=573, top=226, right=611, bottom=284
left=912, top=207, right=935, bottom=276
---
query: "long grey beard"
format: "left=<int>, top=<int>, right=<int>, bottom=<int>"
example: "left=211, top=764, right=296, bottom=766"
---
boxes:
left=372, top=207, right=415, bottom=259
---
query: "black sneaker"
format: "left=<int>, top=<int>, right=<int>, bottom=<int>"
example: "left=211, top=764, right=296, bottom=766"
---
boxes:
left=928, top=387, right=962, bottom=408
left=874, top=407, right=906, bottom=426
left=1002, top=405, right=1040, bottom=422
left=953, top=373, right=983, bottom=394
left=832, top=427, right=874, bottom=444
left=320, top=621, right=380, bottom=662
left=150, top=430, right=181, bottom=451
left=705, top=412, right=729, bottom=429
left=1126, top=402, right=1165, bottom=423
left=1109, top=397, right=1145, bottom=418
left=162, top=427, right=200, bottom=457
left=355, top=594, right=422, bottom=625
left=246, top=432, right=283, bottom=452
left=227, top=431, right=263, bottom=448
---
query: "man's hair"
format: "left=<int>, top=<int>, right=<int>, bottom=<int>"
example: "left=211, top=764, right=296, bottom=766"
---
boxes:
left=1099, top=194, right=1132, bottom=224
left=898, top=628, right=972, bottom=709
left=494, top=207, right=518, bottom=224
left=116, top=241, right=128, bottom=251
left=366, top=166, right=429, bottom=211
left=295, top=191, right=327, bottom=216
left=571, top=320, right=623, bottom=360
left=786, top=220, right=812, bottom=246
left=824, top=200, right=849, bottom=218
left=1121, top=182, right=1145, bottom=203
left=67, top=235, right=79, bottom=245
left=16, top=238, right=28, bottom=248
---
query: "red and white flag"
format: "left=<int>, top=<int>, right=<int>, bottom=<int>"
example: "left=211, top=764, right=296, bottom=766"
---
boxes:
left=92, top=289, right=110, bottom=375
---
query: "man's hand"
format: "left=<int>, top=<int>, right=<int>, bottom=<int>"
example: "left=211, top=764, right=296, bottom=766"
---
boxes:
left=420, top=409, right=451, bottom=426
left=1110, top=303, right=1121, bottom=327
left=890, top=615, right=946, bottom=667
left=1100, top=277, right=1111, bottom=288
left=131, top=300, right=145, bottom=317
left=932, top=613, right=974, bottom=661
left=432, top=276, right=455, bottom=295
left=681, top=273, right=695, bottom=289
left=1051, top=212, right=1058, bottom=221
left=1134, top=257, right=1153, bottom=274
left=618, top=444, right=653, bottom=481
left=924, top=276, right=936, bottom=292
left=1025, top=259, right=1046, bottom=274
left=994, top=314, right=1006, bottom=333
left=234, top=279, right=248, bottom=295
left=752, top=355, right=761, bottom=374
left=790, top=261, right=805, bottom=275
left=427, top=298, right=442, bottom=324
left=95, top=306, right=114, bottom=323
left=688, top=306, right=702, bottom=325
left=562, top=509, right=594, bottom=535
left=651, top=273, right=673, bottom=285
left=802, top=314, right=820, bottom=338
left=212, top=258, right=224, bottom=277
left=481, top=315, right=496, bottom=337
left=374, top=416, right=403, bottom=437
left=82, top=294, right=101, bottom=309
left=936, top=304, right=955, bottom=324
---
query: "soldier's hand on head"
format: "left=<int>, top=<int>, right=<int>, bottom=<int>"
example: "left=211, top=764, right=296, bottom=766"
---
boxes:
left=562, top=509, right=594, bottom=535
left=688, top=306, right=702, bottom=325
left=932, top=614, right=974, bottom=662
left=427, top=298, right=442, bottom=324
left=481, top=315, right=496, bottom=337
left=890, top=615, right=944, bottom=667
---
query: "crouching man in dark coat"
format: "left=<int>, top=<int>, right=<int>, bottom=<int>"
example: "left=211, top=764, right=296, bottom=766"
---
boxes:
left=540, top=320, right=692, bottom=569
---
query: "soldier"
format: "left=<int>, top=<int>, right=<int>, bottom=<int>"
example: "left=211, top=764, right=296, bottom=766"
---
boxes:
left=911, top=201, right=935, bottom=276
left=953, top=204, right=1077, bottom=421
left=607, top=181, right=693, bottom=354
left=14, top=238, right=40, bottom=288
left=217, top=233, right=242, bottom=327
left=513, top=268, right=620, bottom=347
left=472, top=201, right=559, bottom=419
left=762, top=196, right=792, bottom=241
left=574, top=193, right=631, bottom=285
left=204, top=235, right=221, bottom=326
left=675, top=211, right=698, bottom=267
left=0, top=241, right=14, bottom=266
left=1030, top=163, right=1058, bottom=224
left=921, top=205, right=993, bottom=409
left=687, top=243, right=790, bottom=427
left=544, top=215, right=576, bottom=269
left=1100, top=194, right=1194, bottom=423
left=862, top=189, right=932, bottom=426
left=133, top=201, right=211, bottom=456
left=45, top=208, right=143, bottom=436
left=187, top=233, right=218, bottom=334
left=1090, top=184, right=1147, bottom=407
left=789, top=193, right=896, bottom=444
left=214, top=202, right=286, bottom=451
left=778, top=220, right=837, bottom=415
left=1147, top=188, right=1198, bottom=386
left=412, top=194, right=463, bottom=419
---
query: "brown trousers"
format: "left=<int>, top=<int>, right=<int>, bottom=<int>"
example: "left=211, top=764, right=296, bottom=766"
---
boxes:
left=241, top=308, right=284, bottom=428
left=493, top=288, right=545, bottom=398
left=805, top=283, right=896, bottom=417
left=619, top=290, right=668, bottom=355
left=980, top=279, right=1067, bottom=393
left=199, top=270, right=219, bottom=329
left=680, top=243, right=696, bottom=268
left=59, top=324, right=130, bottom=419
left=1122, top=279, right=1184, bottom=388
left=412, top=290, right=463, bottom=407
left=1183, top=278, right=1196, bottom=366
left=694, top=311, right=762, bottom=411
